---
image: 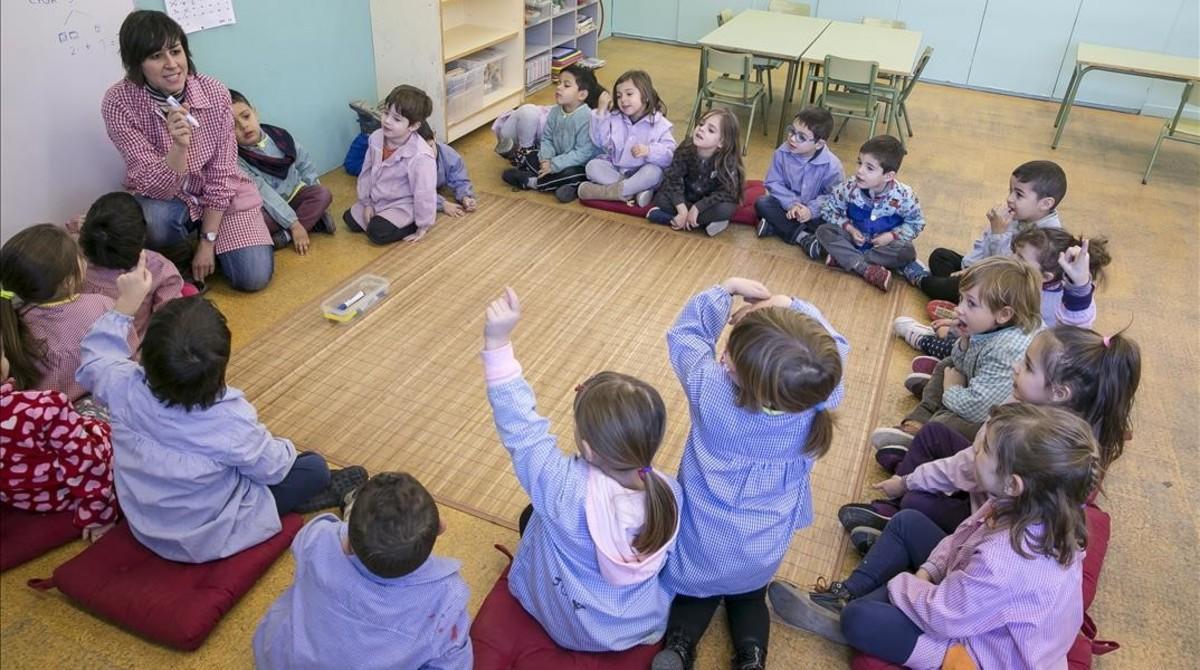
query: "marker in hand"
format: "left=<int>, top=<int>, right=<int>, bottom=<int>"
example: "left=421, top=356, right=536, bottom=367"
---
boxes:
left=167, top=95, right=200, bottom=128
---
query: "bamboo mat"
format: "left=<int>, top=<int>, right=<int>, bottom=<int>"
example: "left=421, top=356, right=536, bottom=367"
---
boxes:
left=227, top=195, right=899, bottom=588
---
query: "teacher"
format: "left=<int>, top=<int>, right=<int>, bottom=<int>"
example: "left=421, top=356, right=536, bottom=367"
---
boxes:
left=102, top=10, right=273, bottom=292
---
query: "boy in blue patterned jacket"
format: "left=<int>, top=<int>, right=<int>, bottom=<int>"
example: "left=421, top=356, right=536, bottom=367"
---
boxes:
left=816, top=135, right=925, bottom=292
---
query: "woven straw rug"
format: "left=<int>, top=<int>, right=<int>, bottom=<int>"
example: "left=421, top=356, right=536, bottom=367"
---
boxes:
left=227, top=194, right=899, bottom=587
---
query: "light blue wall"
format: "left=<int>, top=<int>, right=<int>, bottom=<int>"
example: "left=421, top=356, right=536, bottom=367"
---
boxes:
left=966, top=0, right=1083, bottom=97
left=1142, top=0, right=1200, bottom=117
left=134, top=0, right=376, bottom=173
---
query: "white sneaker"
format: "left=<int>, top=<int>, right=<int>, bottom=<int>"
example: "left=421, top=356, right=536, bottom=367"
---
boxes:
left=704, top=219, right=729, bottom=237
left=892, top=316, right=935, bottom=350
left=870, top=426, right=915, bottom=450
left=634, top=189, right=655, bottom=208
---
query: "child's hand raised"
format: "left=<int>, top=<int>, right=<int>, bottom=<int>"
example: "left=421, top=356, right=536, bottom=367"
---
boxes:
left=730, top=294, right=791, bottom=325
left=597, top=91, right=613, bottom=114
left=114, top=252, right=154, bottom=317
left=1058, top=238, right=1091, bottom=287
left=720, top=277, right=772, bottom=302
left=484, top=287, right=521, bottom=351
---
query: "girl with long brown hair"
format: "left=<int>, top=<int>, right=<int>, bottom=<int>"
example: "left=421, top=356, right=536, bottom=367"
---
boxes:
left=645, top=108, right=745, bottom=237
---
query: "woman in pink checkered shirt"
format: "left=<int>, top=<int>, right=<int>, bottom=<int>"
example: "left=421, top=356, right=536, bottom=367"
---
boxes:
left=101, top=10, right=273, bottom=292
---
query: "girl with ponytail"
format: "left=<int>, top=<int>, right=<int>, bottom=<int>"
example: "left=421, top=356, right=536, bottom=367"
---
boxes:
left=481, top=288, right=682, bottom=652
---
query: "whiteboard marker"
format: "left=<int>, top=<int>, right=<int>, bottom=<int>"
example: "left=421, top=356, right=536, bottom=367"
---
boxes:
left=167, top=95, right=200, bottom=128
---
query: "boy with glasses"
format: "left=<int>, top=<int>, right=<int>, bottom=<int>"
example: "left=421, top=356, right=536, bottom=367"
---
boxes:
left=754, top=108, right=845, bottom=258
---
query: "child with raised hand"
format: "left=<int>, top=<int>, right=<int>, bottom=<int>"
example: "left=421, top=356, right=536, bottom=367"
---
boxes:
left=501, top=64, right=602, bottom=201
left=253, top=472, right=472, bottom=670
left=816, top=135, right=925, bottom=292
left=481, top=288, right=682, bottom=652
left=344, top=85, right=438, bottom=245
left=0, top=224, right=138, bottom=403
left=1, top=352, right=118, bottom=540
left=645, top=108, right=744, bottom=238
left=754, top=107, right=845, bottom=255
left=771, top=403, right=1097, bottom=670
left=74, top=259, right=363, bottom=563
left=79, top=192, right=184, bottom=337
left=844, top=325, right=1141, bottom=541
left=231, top=89, right=335, bottom=255
left=575, top=70, right=676, bottom=205
left=416, top=124, right=478, bottom=218
left=654, top=277, right=849, bottom=669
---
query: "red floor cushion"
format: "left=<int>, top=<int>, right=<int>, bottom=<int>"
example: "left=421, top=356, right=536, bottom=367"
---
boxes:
left=850, top=653, right=903, bottom=670
left=28, top=514, right=303, bottom=651
left=580, top=179, right=766, bottom=225
left=471, top=560, right=661, bottom=669
left=0, top=507, right=79, bottom=572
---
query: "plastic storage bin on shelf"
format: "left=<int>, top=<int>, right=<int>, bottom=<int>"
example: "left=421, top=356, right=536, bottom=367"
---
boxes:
left=445, top=60, right=484, bottom=123
left=525, top=0, right=553, bottom=24
left=321, top=274, right=389, bottom=323
left=458, top=47, right=507, bottom=95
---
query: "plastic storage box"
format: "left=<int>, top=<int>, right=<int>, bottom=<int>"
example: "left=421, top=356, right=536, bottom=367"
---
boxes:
left=445, top=60, right=484, bottom=123
left=458, top=47, right=507, bottom=95
left=321, top=274, right=389, bottom=323
left=525, top=0, right=553, bottom=24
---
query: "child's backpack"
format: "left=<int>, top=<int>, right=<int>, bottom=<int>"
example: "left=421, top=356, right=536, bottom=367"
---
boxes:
left=1068, top=500, right=1120, bottom=668
left=343, top=132, right=369, bottom=177
left=343, top=100, right=382, bottom=176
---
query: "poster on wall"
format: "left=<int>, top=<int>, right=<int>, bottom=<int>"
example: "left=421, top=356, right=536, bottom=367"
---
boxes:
left=165, top=0, right=236, bottom=34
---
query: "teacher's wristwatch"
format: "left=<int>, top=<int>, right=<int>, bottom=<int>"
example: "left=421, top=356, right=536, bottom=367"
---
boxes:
left=202, top=231, right=218, bottom=243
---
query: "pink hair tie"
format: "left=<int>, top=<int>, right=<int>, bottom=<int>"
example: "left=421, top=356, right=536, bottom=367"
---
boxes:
left=1102, top=335, right=1112, bottom=348
left=637, top=466, right=652, bottom=481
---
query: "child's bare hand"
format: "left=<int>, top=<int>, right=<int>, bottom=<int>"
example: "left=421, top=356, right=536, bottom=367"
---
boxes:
left=462, top=196, right=478, bottom=212
left=484, top=287, right=521, bottom=350
left=787, top=204, right=811, bottom=222
left=597, top=91, right=613, bottom=113
left=290, top=224, right=310, bottom=255
left=986, top=204, right=1012, bottom=234
left=631, top=144, right=650, bottom=158
left=720, top=277, right=772, bottom=302
left=403, top=227, right=429, bottom=242
left=443, top=202, right=466, bottom=217
left=115, top=252, right=153, bottom=316
left=729, top=294, right=791, bottom=324
left=684, top=206, right=700, bottom=230
left=915, top=568, right=933, bottom=583
left=846, top=224, right=866, bottom=246
left=363, top=206, right=375, bottom=223
left=873, top=475, right=907, bottom=498
left=942, top=365, right=966, bottom=388
left=1058, top=238, right=1091, bottom=287
left=870, top=231, right=895, bottom=247
left=538, top=160, right=552, bottom=177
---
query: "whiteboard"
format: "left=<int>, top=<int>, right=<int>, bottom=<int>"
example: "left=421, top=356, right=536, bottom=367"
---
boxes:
left=1, top=0, right=134, bottom=242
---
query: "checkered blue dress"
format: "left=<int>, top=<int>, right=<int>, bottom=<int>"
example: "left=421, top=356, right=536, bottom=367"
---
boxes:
left=662, top=287, right=850, bottom=597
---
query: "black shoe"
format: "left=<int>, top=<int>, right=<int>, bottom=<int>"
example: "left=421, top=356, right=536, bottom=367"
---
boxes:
left=651, top=629, right=695, bottom=670
left=732, top=643, right=766, bottom=670
left=850, top=525, right=881, bottom=555
left=315, top=212, right=336, bottom=235
left=837, top=502, right=891, bottom=533
left=270, top=229, right=291, bottom=251
left=646, top=207, right=674, bottom=225
left=554, top=184, right=579, bottom=203
left=502, top=168, right=528, bottom=190
left=755, top=218, right=774, bottom=238
left=809, top=577, right=853, bottom=614
left=295, top=466, right=369, bottom=514
left=795, top=232, right=826, bottom=260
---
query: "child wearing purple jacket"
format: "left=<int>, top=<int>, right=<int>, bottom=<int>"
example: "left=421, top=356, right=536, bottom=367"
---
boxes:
left=575, top=70, right=676, bottom=206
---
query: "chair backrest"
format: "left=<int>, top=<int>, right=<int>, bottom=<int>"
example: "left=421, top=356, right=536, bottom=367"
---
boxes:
left=862, top=16, right=907, bottom=29
left=717, top=8, right=734, bottom=26
left=704, top=47, right=756, bottom=100
left=897, top=46, right=934, bottom=102
left=820, top=55, right=880, bottom=111
left=768, top=0, right=811, bottom=16
left=1168, top=81, right=1200, bottom=135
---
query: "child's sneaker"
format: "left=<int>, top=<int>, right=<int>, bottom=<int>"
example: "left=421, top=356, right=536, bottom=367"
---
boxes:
left=704, top=219, right=729, bottom=237
left=651, top=629, right=696, bottom=670
left=899, top=260, right=930, bottom=286
left=296, top=465, right=369, bottom=514
left=494, top=136, right=515, bottom=158
left=870, top=426, right=915, bottom=449
left=825, top=254, right=843, bottom=271
left=315, top=212, right=337, bottom=235
left=755, top=218, right=774, bottom=238
left=270, top=229, right=291, bottom=251
left=862, top=264, right=892, bottom=292
left=850, top=526, right=882, bottom=555
left=767, top=580, right=848, bottom=645
left=875, top=444, right=909, bottom=472
left=926, top=299, right=957, bottom=321
left=646, top=207, right=674, bottom=226
left=911, top=355, right=940, bottom=375
left=635, top=189, right=655, bottom=208
left=892, top=316, right=935, bottom=349
left=733, top=644, right=766, bottom=670
left=796, top=232, right=826, bottom=260
left=905, top=372, right=931, bottom=398
left=837, top=502, right=891, bottom=533
left=554, top=184, right=579, bottom=203
left=577, top=180, right=623, bottom=201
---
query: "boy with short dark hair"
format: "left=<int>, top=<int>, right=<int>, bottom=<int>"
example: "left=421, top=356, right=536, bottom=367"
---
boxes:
left=754, top=107, right=845, bottom=254
left=230, top=90, right=335, bottom=256
left=253, top=472, right=472, bottom=670
left=912, top=160, right=1067, bottom=301
left=816, top=135, right=925, bottom=292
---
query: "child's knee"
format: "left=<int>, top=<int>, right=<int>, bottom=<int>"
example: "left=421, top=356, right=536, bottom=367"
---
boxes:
left=311, top=184, right=334, bottom=209
left=815, top=222, right=840, bottom=243
left=585, top=159, right=613, bottom=183
left=754, top=195, right=776, bottom=216
left=840, top=599, right=872, bottom=646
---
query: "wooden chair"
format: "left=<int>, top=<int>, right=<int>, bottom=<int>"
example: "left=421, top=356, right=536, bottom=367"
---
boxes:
left=1143, top=81, right=1200, bottom=184
left=768, top=0, right=811, bottom=16
left=718, top=9, right=779, bottom=109
left=815, top=55, right=883, bottom=142
left=689, top=46, right=769, bottom=154
left=847, top=46, right=934, bottom=146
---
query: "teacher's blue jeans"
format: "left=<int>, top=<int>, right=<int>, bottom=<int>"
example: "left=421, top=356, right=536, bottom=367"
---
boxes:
left=136, top=196, right=274, bottom=292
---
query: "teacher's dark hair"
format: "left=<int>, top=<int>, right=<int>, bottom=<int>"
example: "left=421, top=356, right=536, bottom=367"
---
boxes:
left=118, top=10, right=197, bottom=86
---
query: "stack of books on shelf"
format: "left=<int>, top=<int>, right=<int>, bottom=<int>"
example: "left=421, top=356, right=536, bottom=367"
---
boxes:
left=551, top=46, right=582, bottom=81
left=575, top=15, right=595, bottom=34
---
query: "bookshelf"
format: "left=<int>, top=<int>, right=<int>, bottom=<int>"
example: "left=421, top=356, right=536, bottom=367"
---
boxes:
left=523, top=0, right=601, bottom=94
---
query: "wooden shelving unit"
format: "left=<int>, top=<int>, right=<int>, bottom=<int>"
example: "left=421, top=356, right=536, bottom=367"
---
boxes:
left=523, top=0, right=601, bottom=95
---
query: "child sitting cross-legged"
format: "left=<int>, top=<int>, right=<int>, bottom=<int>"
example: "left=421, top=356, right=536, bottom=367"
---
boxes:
left=253, top=472, right=472, bottom=669
left=645, top=108, right=744, bottom=238
left=770, top=403, right=1098, bottom=670
left=75, top=259, right=363, bottom=562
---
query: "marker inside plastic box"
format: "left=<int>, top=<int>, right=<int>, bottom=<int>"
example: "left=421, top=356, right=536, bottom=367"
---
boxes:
left=337, top=290, right=366, bottom=311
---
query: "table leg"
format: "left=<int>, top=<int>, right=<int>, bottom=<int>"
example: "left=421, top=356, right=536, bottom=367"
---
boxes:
left=776, top=60, right=799, bottom=146
left=1052, top=65, right=1090, bottom=149
left=1054, top=64, right=1081, bottom=128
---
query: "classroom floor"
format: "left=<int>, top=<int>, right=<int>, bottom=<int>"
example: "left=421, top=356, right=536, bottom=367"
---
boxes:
left=1, top=37, right=1197, bottom=669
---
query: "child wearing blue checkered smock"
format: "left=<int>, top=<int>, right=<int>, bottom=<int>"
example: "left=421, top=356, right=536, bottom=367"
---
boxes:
left=655, top=279, right=850, bottom=669
left=480, top=288, right=683, bottom=652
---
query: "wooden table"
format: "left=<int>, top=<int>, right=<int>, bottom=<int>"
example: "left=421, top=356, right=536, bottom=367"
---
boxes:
left=1052, top=43, right=1200, bottom=149
left=799, top=21, right=923, bottom=108
left=698, top=10, right=831, bottom=144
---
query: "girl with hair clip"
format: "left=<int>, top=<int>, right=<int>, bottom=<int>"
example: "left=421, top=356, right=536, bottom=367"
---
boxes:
left=480, top=288, right=682, bottom=652
left=655, top=277, right=849, bottom=670
left=772, top=404, right=1098, bottom=670
left=574, top=69, right=676, bottom=205
left=645, top=108, right=745, bottom=238
left=841, top=324, right=1139, bottom=543
left=0, top=224, right=138, bottom=404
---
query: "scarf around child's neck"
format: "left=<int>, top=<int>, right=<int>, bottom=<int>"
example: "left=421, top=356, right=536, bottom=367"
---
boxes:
left=237, top=124, right=298, bottom=180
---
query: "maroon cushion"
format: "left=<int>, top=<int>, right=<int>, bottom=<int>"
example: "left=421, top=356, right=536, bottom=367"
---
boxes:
left=580, top=180, right=765, bottom=226
left=0, top=507, right=78, bottom=572
left=470, top=564, right=661, bottom=669
left=850, top=653, right=904, bottom=670
left=29, top=515, right=303, bottom=650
